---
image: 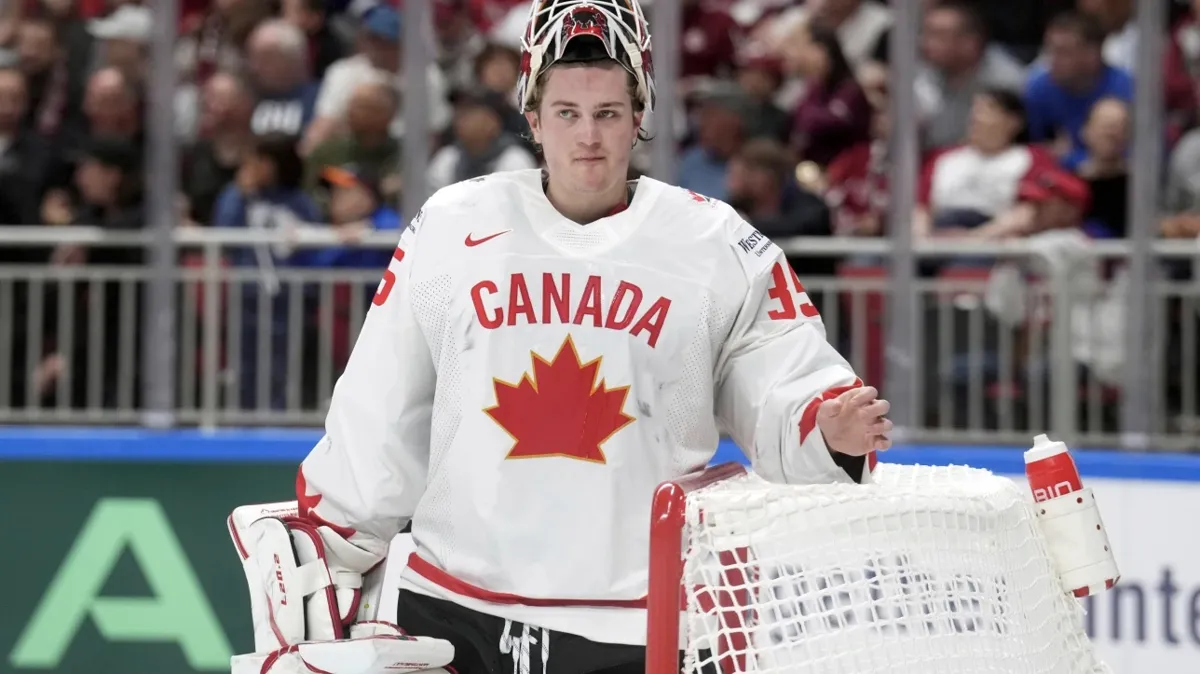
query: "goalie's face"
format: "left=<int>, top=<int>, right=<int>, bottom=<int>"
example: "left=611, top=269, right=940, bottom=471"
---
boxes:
left=527, top=64, right=643, bottom=196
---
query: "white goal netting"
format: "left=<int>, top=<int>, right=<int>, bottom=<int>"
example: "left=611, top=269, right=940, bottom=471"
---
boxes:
left=677, top=464, right=1110, bottom=674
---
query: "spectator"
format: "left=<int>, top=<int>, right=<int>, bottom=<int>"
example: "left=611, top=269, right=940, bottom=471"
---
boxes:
left=213, top=131, right=322, bottom=270
left=728, top=136, right=839, bottom=298
left=173, top=0, right=276, bottom=138
left=42, top=67, right=142, bottom=213
left=759, top=0, right=889, bottom=110
left=318, top=164, right=402, bottom=268
left=977, top=0, right=1078, bottom=64
left=306, top=78, right=402, bottom=206
left=1165, top=0, right=1200, bottom=142
left=1024, top=11, right=1133, bottom=162
left=913, top=88, right=1056, bottom=242
left=1161, top=114, right=1200, bottom=240
left=760, top=0, right=891, bottom=72
left=0, top=65, right=48, bottom=413
left=474, top=42, right=521, bottom=102
left=211, top=132, right=321, bottom=410
left=57, top=136, right=145, bottom=263
left=1077, top=0, right=1136, bottom=72
left=470, top=42, right=531, bottom=148
left=677, top=84, right=747, bottom=202
left=823, top=87, right=891, bottom=238
left=734, top=51, right=791, bottom=143
left=281, top=0, right=348, bottom=80
left=312, top=163, right=403, bottom=373
left=302, top=4, right=452, bottom=153
left=36, top=0, right=94, bottom=113
left=1069, top=96, right=1130, bottom=173
left=1159, top=39, right=1200, bottom=418
left=678, top=0, right=740, bottom=83
left=41, top=136, right=146, bottom=410
left=916, top=1, right=1027, bottom=152
left=183, top=70, right=258, bottom=226
left=1072, top=97, right=1129, bottom=238
left=962, top=165, right=1098, bottom=426
left=0, top=67, right=48, bottom=226
left=1016, top=165, right=1092, bottom=235
left=432, top=2, right=483, bottom=93
left=788, top=23, right=872, bottom=168
left=176, top=0, right=275, bottom=88
left=245, top=19, right=319, bottom=137
left=727, top=137, right=835, bottom=249
left=78, top=66, right=141, bottom=138
left=427, top=87, right=537, bottom=192
left=16, top=15, right=72, bottom=137
left=86, top=4, right=151, bottom=86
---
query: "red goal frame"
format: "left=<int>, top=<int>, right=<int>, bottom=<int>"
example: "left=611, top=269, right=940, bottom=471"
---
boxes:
left=645, top=462, right=748, bottom=674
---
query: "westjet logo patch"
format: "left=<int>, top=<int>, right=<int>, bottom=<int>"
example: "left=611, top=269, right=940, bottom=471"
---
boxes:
left=406, top=208, right=424, bottom=235
left=737, top=228, right=773, bottom=258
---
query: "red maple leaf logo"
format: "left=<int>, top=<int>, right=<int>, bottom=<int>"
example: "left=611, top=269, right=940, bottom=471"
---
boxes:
left=295, top=469, right=357, bottom=539
left=484, top=335, right=634, bottom=463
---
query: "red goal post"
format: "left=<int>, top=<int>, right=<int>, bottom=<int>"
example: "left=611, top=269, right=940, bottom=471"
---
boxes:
left=646, top=462, right=748, bottom=674
left=643, top=461, right=1109, bottom=674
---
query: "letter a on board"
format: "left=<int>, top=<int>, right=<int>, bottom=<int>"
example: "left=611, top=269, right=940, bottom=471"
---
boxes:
left=8, top=498, right=233, bottom=670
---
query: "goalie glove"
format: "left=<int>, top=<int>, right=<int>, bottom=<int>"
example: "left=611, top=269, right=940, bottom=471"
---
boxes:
left=228, top=501, right=381, bottom=647
left=227, top=502, right=455, bottom=674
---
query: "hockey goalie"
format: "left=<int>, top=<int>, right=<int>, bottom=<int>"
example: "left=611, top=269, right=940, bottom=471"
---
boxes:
left=225, top=1, right=893, bottom=673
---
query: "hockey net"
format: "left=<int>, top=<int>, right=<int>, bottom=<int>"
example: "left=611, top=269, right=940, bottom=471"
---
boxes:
left=645, top=462, right=1110, bottom=674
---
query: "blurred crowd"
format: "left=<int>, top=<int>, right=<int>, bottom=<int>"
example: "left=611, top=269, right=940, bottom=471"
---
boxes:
left=0, top=0, right=1197, bottom=434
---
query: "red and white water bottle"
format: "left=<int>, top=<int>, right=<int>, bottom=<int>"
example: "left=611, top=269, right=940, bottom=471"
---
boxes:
left=1025, top=433, right=1084, bottom=503
left=1023, top=434, right=1120, bottom=598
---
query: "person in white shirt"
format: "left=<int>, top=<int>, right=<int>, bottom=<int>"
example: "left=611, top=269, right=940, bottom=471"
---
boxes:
left=300, top=4, right=451, bottom=154
left=426, top=87, right=538, bottom=192
left=236, top=2, right=892, bottom=673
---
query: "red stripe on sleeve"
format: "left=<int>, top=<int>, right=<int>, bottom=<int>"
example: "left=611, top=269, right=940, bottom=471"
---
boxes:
left=797, top=378, right=864, bottom=445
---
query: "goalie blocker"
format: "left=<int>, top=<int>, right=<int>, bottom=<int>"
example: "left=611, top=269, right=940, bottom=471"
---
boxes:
left=226, top=502, right=455, bottom=674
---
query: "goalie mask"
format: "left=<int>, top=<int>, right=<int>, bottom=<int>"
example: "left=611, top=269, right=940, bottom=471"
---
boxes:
left=517, top=0, right=655, bottom=113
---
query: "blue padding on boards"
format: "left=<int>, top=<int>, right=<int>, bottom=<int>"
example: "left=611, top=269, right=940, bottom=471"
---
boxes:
left=1, top=426, right=1198, bottom=482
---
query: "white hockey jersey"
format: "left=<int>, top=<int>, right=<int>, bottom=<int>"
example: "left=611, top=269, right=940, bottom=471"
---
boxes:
left=298, top=169, right=873, bottom=646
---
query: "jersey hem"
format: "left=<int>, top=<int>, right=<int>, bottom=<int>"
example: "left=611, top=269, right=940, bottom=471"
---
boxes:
left=405, top=551, right=649, bottom=608
left=396, top=562, right=661, bottom=647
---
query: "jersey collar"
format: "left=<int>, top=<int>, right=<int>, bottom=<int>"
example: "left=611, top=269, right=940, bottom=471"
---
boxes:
left=521, top=170, right=657, bottom=255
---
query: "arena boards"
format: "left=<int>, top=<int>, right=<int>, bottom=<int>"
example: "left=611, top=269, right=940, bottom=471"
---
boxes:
left=1, top=427, right=1196, bottom=673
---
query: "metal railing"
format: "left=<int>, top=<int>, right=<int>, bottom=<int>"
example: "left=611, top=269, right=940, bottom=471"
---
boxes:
left=34, top=0, right=1169, bottom=451
left=1, top=226, right=1197, bottom=451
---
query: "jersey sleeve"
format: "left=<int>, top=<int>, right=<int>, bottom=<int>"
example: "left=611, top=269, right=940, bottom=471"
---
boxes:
left=296, top=207, right=436, bottom=559
left=713, top=216, right=872, bottom=486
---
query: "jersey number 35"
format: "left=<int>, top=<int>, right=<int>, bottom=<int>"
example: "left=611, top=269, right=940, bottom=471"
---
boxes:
left=767, top=262, right=820, bottom=321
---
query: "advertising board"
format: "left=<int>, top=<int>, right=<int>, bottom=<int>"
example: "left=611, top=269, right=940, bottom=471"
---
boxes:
left=2, top=427, right=1196, bottom=673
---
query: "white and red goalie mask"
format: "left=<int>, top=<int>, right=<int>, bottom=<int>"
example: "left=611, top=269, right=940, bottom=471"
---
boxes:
left=516, top=0, right=655, bottom=113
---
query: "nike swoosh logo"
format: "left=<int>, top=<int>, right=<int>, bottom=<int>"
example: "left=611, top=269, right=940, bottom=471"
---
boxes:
left=465, top=230, right=512, bottom=247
